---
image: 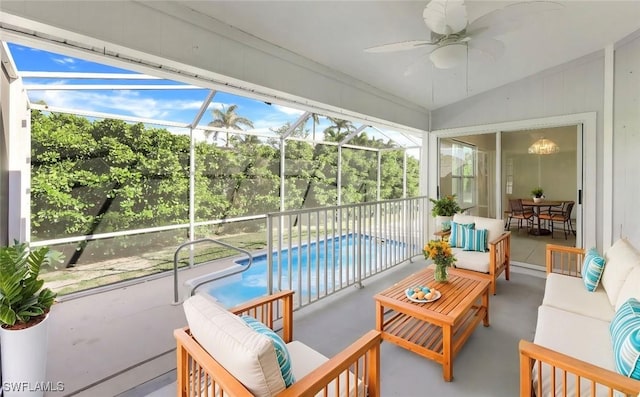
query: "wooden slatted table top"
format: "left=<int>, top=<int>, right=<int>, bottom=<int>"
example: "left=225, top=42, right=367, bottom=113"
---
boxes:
left=374, top=267, right=490, bottom=326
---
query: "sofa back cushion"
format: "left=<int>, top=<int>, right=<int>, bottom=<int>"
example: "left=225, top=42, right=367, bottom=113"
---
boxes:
left=183, top=294, right=286, bottom=396
left=601, top=239, right=640, bottom=306
left=615, top=266, right=640, bottom=311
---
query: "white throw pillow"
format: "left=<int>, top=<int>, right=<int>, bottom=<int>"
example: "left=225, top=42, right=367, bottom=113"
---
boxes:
left=601, top=239, right=640, bottom=306
left=183, top=294, right=286, bottom=397
left=615, top=266, right=640, bottom=311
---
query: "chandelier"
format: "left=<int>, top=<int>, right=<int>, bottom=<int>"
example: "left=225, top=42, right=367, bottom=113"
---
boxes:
left=528, top=138, right=560, bottom=155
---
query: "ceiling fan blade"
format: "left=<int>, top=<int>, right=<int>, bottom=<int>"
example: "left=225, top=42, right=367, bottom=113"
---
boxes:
left=467, top=1, right=564, bottom=38
left=423, top=0, right=468, bottom=35
left=467, top=37, right=505, bottom=62
left=364, top=40, right=436, bottom=53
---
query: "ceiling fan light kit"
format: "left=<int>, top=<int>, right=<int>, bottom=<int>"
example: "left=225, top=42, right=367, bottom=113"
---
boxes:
left=364, top=0, right=562, bottom=71
left=430, top=43, right=467, bottom=69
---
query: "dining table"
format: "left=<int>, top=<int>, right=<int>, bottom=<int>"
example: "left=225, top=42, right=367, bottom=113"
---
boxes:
left=521, top=199, right=564, bottom=236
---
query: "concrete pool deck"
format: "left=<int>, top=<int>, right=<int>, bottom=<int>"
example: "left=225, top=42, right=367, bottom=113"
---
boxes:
left=44, top=255, right=545, bottom=396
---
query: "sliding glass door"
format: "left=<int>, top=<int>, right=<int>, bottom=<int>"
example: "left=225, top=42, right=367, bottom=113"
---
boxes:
left=439, top=135, right=496, bottom=218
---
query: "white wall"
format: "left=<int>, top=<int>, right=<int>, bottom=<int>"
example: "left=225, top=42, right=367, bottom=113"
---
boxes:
left=432, top=29, right=640, bottom=249
left=613, top=33, right=640, bottom=244
left=0, top=1, right=429, bottom=132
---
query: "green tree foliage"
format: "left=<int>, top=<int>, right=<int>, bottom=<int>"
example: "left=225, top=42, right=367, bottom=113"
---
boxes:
left=30, top=111, right=420, bottom=259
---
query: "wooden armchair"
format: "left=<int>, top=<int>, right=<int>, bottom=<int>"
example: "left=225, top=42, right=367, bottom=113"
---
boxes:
left=175, top=290, right=382, bottom=397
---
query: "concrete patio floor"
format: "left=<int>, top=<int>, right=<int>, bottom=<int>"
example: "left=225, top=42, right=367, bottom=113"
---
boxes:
left=44, top=254, right=546, bottom=397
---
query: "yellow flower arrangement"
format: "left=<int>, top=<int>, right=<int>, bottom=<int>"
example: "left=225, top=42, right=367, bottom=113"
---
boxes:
left=423, top=239, right=457, bottom=282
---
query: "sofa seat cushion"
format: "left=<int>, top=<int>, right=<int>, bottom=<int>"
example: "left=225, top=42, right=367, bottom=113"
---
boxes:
left=183, top=294, right=286, bottom=397
left=532, top=305, right=616, bottom=397
left=287, top=341, right=364, bottom=397
left=452, top=247, right=490, bottom=273
left=602, top=239, right=640, bottom=306
left=542, top=273, right=615, bottom=322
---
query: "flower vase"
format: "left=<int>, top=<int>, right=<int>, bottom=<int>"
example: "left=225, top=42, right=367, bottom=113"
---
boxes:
left=434, top=264, right=448, bottom=282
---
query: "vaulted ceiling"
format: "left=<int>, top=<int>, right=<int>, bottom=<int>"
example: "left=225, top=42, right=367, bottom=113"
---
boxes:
left=178, top=0, right=640, bottom=111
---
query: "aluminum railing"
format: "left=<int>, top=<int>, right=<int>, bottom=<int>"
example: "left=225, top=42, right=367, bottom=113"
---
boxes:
left=266, top=196, right=428, bottom=309
left=173, top=238, right=253, bottom=304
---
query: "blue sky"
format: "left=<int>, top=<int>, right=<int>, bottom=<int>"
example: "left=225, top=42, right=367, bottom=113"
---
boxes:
left=8, top=42, right=420, bottom=149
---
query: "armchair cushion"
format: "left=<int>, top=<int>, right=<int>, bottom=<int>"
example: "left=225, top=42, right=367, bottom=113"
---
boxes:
left=183, top=294, right=286, bottom=397
left=582, top=248, right=606, bottom=292
left=286, top=341, right=365, bottom=397
left=241, top=315, right=296, bottom=387
left=452, top=248, right=490, bottom=273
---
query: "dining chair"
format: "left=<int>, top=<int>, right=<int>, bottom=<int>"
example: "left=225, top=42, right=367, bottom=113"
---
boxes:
left=506, top=199, right=534, bottom=231
left=538, top=201, right=575, bottom=239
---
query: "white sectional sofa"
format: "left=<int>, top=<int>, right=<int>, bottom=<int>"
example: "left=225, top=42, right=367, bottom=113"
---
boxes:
left=519, top=240, right=640, bottom=396
left=448, top=213, right=511, bottom=295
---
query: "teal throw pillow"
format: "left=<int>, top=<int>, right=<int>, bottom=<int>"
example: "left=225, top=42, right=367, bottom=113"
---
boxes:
left=449, top=222, right=475, bottom=248
left=581, top=248, right=606, bottom=292
left=241, top=315, right=296, bottom=387
left=463, top=228, right=488, bottom=252
left=609, top=298, right=640, bottom=380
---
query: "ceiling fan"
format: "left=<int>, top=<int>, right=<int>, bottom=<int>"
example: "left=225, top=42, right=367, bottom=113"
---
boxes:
left=365, top=0, right=562, bottom=70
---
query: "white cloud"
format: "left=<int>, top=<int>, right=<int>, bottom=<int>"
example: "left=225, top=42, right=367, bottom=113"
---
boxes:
left=28, top=90, right=214, bottom=121
left=52, top=57, right=76, bottom=65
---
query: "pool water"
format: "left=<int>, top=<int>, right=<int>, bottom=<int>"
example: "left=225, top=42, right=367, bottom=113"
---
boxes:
left=204, top=234, right=400, bottom=307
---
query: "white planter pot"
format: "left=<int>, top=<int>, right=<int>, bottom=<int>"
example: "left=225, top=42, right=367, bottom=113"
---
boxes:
left=435, top=215, right=453, bottom=232
left=533, top=197, right=543, bottom=203
left=0, top=315, right=49, bottom=397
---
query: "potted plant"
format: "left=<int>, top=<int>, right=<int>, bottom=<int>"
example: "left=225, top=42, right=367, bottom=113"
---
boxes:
left=0, top=241, right=63, bottom=397
left=531, top=187, right=545, bottom=203
left=429, top=195, right=461, bottom=231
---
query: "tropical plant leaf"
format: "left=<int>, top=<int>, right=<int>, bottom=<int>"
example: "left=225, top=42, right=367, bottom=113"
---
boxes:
left=0, top=304, right=17, bottom=326
left=37, top=289, right=57, bottom=309
left=0, top=242, right=63, bottom=327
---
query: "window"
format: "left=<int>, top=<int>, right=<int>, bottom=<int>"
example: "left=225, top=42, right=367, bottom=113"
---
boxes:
left=440, top=139, right=476, bottom=210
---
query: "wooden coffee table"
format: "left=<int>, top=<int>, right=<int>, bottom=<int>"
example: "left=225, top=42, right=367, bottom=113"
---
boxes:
left=374, top=267, right=490, bottom=381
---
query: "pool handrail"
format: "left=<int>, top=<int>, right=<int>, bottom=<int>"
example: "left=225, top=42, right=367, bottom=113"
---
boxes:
left=173, top=238, right=253, bottom=304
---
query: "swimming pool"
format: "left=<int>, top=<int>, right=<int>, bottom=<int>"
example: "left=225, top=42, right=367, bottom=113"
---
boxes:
left=201, top=234, right=403, bottom=308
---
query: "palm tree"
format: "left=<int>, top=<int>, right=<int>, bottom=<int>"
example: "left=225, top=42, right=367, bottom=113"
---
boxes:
left=310, top=113, right=320, bottom=142
left=323, top=117, right=354, bottom=142
left=207, top=104, right=254, bottom=146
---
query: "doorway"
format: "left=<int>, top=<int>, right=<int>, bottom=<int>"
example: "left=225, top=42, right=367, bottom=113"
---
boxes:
left=502, top=126, right=579, bottom=267
left=434, top=124, right=583, bottom=269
